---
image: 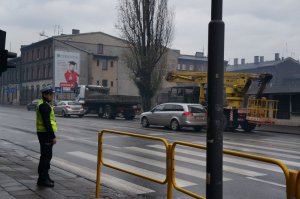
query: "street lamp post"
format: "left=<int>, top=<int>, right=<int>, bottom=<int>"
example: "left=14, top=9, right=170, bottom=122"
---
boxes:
left=206, top=0, right=225, bottom=198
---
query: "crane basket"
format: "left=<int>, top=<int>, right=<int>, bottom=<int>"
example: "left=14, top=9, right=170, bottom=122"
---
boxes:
left=246, top=98, right=278, bottom=125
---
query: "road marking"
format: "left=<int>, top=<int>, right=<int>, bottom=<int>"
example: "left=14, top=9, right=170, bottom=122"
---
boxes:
left=67, top=151, right=196, bottom=187
left=246, top=177, right=286, bottom=188
left=243, top=138, right=300, bottom=148
left=102, top=149, right=231, bottom=181
left=126, top=146, right=263, bottom=178
left=194, top=141, right=300, bottom=164
left=223, top=140, right=300, bottom=155
left=148, top=145, right=284, bottom=173
left=50, top=157, right=155, bottom=195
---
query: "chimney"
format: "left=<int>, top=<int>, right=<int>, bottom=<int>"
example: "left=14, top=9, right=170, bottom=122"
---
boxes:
left=195, top=52, right=204, bottom=57
left=72, top=29, right=80, bottom=34
left=275, top=53, right=280, bottom=61
left=254, top=56, right=259, bottom=64
left=241, top=58, right=245, bottom=65
left=234, top=58, right=238, bottom=65
left=260, top=56, right=264, bottom=63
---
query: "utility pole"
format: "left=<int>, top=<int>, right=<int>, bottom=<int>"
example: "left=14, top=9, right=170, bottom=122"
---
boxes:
left=206, top=0, right=225, bottom=198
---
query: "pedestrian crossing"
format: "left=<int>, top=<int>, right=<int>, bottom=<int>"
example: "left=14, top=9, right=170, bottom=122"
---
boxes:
left=63, top=139, right=300, bottom=196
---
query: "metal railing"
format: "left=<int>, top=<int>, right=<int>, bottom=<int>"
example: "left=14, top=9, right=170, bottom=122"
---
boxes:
left=95, top=129, right=173, bottom=198
left=95, top=130, right=300, bottom=199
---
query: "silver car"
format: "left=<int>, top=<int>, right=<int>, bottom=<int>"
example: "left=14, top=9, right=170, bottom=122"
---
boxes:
left=140, top=103, right=207, bottom=131
left=54, top=101, right=85, bottom=117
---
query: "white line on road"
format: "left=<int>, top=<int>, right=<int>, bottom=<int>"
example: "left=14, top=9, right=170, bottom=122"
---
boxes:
left=67, top=151, right=196, bottom=187
left=126, top=146, right=263, bottom=178
left=102, top=149, right=228, bottom=180
left=148, top=145, right=283, bottom=173
left=246, top=177, right=286, bottom=188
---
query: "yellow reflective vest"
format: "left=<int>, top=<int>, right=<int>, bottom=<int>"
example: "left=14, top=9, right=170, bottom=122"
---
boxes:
left=36, top=99, right=58, bottom=133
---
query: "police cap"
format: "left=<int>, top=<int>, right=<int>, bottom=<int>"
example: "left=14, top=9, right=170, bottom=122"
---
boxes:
left=41, top=86, right=55, bottom=94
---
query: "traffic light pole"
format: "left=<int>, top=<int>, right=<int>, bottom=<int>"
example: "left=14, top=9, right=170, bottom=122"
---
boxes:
left=206, top=0, right=225, bottom=199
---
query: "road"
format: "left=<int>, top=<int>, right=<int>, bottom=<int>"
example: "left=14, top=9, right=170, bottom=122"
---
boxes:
left=0, top=105, right=299, bottom=199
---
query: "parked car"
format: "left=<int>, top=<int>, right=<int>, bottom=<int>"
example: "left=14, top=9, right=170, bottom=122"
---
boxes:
left=27, top=99, right=40, bottom=111
left=54, top=101, right=85, bottom=117
left=140, top=103, right=207, bottom=131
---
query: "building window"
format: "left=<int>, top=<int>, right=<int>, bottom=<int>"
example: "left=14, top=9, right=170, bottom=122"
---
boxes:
left=26, top=68, right=29, bottom=81
left=48, top=64, right=52, bottom=78
left=182, top=64, right=186, bottom=70
left=26, top=52, right=29, bottom=62
left=111, top=81, right=114, bottom=87
left=97, top=59, right=100, bottom=67
left=102, top=79, right=108, bottom=87
left=48, top=46, right=52, bottom=57
left=43, top=47, right=47, bottom=59
left=37, top=49, right=40, bottom=59
left=102, top=59, right=108, bottom=70
left=97, top=44, right=103, bottom=54
left=177, top=64, right=181, bottom=70
left=32, top=50, right=34, bottom=61
left=110, top=60, right=114, bottom=67
left=189, top=65, right=194, bottom=71
left=43, top=65, right=46, bottom=78
left=37, top=67, right=40, bottom=79
left=36, top=85, right=40, bottom=99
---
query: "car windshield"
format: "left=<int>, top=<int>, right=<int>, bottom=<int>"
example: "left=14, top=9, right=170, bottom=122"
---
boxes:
left=188, top=105, right=206, bottom=113
left=32, top=100, right=39, bottom=104
left=67, top=102, right=81, bottom=106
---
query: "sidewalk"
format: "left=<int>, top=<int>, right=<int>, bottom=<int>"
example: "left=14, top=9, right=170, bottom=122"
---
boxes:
left=256, top=125, right=300, bottom=135
left=0, top=140, right=124, bottom=199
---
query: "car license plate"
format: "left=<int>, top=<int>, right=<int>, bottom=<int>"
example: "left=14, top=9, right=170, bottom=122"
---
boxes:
left=195, top=116, right=203, bottom=120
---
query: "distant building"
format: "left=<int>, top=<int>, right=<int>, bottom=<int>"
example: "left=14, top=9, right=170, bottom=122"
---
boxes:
left=227, top=54, right=300, bottom=126
left=0, top=57, right=22, bottom=105
left=177, top=52, right=208, bottom=72
left=18, top=29, right=140, bottom=105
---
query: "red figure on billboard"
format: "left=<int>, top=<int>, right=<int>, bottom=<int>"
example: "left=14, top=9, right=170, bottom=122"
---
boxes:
left=64, top=61, right=79, bottom=88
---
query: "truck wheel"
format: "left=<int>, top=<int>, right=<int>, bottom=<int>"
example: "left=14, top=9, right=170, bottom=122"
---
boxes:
left=222, top=114, right=228, bottom=131
left=124, top=110, right=135, bottom=120
left=104, top=106, right=116, bottom=119
left=98, top=107, right=104, bottom=118
left=240, top=121, right=256, bottom=132
left=194, top=126, right=202, bottom=132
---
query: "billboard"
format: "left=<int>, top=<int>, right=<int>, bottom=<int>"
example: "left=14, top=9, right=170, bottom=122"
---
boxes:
left=54, top=51, right=80, bottom=92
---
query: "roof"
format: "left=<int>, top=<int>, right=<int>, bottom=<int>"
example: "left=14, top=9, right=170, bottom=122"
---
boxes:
left=227, top=57, right=298, bottom=71
left=178, top=54, right=208, bottom=61
left=54, top=31, right=126, bottom=43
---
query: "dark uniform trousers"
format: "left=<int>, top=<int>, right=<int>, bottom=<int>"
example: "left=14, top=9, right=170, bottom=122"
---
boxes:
left=37, top=132, right=53, bottom=180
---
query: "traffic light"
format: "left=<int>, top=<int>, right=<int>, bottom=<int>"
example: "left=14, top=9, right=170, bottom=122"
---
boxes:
left=0, top=30, right=17, bottom=76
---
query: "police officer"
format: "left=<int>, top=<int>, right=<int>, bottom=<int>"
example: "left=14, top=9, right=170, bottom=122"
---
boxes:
left=36, top=86, right=58, bottom=187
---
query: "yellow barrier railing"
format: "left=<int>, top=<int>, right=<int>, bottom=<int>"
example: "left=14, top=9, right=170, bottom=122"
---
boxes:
left=95, top=130, right=299, bottom=199
left=296, top=171, right=300, bottom=199
left=95, top=129, right=173, bottom=198
left=171, top=141, right=294, bottom=199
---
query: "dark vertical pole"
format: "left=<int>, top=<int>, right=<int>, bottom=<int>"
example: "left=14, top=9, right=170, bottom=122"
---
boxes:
left=206, top=0, right=225, bottom=199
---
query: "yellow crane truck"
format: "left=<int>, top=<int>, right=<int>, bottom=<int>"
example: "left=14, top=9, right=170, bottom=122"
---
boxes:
left=165, top=71, right=278, bottom=132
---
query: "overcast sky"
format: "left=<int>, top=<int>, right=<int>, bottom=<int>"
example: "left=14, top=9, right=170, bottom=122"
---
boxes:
left=1, top=0, right=299, bottom=64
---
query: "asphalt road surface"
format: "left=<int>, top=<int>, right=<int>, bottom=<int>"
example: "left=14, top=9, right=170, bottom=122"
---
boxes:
left=1, top=105, right=299, bottom=199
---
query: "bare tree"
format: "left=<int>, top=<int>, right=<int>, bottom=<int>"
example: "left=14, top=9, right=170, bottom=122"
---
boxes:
left=116, top=0, right=174, bottom=111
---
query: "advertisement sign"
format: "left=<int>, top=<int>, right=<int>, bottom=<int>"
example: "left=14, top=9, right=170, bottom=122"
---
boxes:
left=54, top=51, right=80, bottom=92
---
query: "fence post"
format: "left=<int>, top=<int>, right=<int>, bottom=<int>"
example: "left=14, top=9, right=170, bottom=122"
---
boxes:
left=95, top=132, right=103, bottom=198
left=288, top=170, right=300, bottom=199
left=167, top=144, right=173, bottom=199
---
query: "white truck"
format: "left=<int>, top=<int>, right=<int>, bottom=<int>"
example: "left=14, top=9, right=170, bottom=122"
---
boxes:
left=75, top=85, right=141, bottom=120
